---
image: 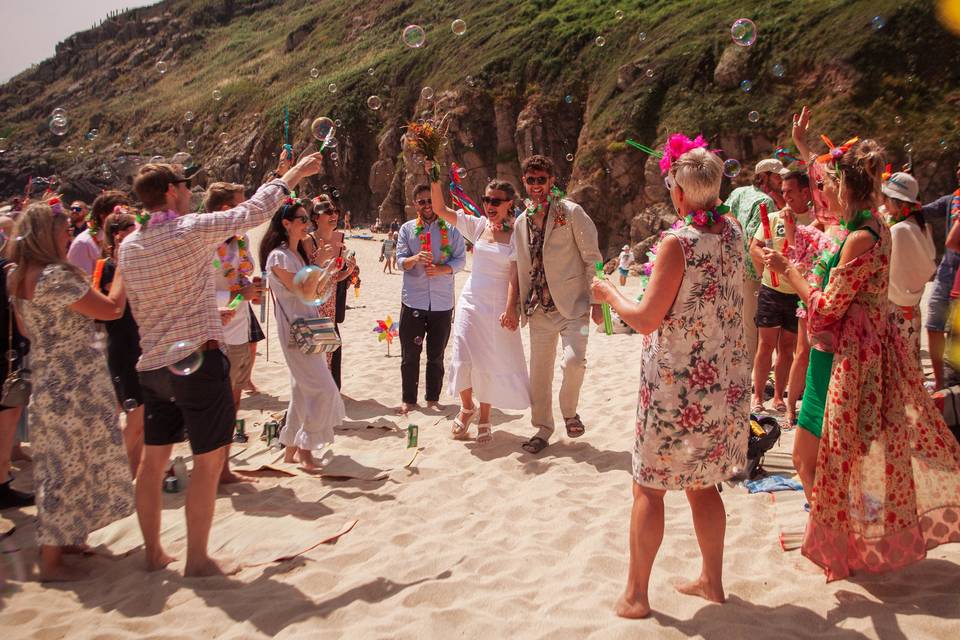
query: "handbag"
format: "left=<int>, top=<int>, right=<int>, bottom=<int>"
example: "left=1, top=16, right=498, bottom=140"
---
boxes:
left=1, top=302, right=31, bottom=406
left=273, top=291, right=341, bottom=355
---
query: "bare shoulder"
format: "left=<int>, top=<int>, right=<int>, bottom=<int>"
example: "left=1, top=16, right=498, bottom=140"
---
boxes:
left=839, top=227, right=879, bottom=264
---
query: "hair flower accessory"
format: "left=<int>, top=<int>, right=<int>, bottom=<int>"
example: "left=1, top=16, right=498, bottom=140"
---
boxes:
left=815, top=135, right=859, bottom=165
left=881, top=163, right=893, bottom=182
left=47, top=196, right=64, bottom=216
left=659, top=133, right=711, bottom=175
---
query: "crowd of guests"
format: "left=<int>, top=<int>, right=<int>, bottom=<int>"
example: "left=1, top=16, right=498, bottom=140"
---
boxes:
left=0, top=106, right=959, bottom=626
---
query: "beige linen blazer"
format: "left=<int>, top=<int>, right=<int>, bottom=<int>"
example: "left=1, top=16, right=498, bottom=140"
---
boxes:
left=512, top=198, right=603, bottom=325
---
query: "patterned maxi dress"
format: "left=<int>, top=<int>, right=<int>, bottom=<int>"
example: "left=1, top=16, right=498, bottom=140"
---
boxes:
left=16, top=264, right=133, bottom=545
left=801, top=220, right=960, bottom=581
left=633, top=219, right=750, bottom=490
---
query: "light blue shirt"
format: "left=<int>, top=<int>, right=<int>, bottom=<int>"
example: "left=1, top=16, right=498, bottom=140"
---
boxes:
left=396, top=217, right=466, bottom=311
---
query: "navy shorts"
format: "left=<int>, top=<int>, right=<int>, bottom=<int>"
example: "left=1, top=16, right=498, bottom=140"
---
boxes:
left=755, top=285, right=800, bottom=333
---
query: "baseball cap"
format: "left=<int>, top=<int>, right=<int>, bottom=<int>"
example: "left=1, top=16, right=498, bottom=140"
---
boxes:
left=622, top=244, right=630, bottom=251
left=881, top=172, right=920, bottom=205
left=755, top=159, right=787, bottom=176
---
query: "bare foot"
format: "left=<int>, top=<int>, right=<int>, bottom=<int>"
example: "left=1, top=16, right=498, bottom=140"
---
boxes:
left=425, top=401, right=443, bottom=410
left=39, top=563, right=89, bottom=583
left=283, top=449, right=298, bottom=464
left=146, top=549, right=176, bottom=572
left=397, top=402, right=418, bottom=415
left=184, top=556, right=240, bottom=578
left=219, top=471, right=257, bottom=485
left=675, top=576, right=725, bottom=603
left=298, top=449, right=318, bottom=470
left=615, top=592, right=651, bottom=619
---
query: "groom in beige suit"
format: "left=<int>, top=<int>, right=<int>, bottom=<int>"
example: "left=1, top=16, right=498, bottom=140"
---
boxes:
left=501, top=155, right=603, bottom=454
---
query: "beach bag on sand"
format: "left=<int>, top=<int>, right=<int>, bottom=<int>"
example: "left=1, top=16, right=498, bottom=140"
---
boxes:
left=745, top=414, right=781, bottom=479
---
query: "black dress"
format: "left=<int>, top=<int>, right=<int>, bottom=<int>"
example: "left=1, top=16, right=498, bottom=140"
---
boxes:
left=99, top=259, right=143, bottom=407
left=0, top=259, right=30, bottom=411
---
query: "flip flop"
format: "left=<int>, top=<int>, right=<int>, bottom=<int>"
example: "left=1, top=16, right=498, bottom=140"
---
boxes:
left=521, top=436, right=548, bottom=454
left=564, top=414, right=586, bottom=438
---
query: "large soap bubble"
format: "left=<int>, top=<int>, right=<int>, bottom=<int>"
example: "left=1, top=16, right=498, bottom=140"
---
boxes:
left=402, top=25, right=426, bottom=48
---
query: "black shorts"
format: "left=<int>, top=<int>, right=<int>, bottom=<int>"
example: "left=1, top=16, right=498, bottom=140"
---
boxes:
left=139, top=348, right=235, bottom=455
left=755, top=285, right=800, bottom=333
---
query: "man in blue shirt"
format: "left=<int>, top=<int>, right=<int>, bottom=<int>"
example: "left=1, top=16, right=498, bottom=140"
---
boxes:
left=396, top=183, right=466, bottom=413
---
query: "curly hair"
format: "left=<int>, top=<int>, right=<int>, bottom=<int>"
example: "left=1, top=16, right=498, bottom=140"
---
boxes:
left=835, top=139, right=885, bottom=209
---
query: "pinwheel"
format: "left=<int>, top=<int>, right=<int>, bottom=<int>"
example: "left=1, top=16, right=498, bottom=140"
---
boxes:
left=373, top=315, right=399, bottom=355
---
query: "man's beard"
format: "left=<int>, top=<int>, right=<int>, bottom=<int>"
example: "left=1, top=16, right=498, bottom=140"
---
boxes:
left=418, top=209, right=436, bottom=222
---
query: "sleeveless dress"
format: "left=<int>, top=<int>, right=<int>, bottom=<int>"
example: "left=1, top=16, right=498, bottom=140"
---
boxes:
left=17, top=264, right=133, bottom=545
left=266, top=246, right=344, bottom=450
left=800, top=219, right=960, bottom=580
left=446, top=212, right=530, bottom=409
left=633, top=219, right=749, bottom=490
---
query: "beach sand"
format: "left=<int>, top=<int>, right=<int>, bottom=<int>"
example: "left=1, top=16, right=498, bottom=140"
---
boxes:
left=1, top=226, right=959, bottom=639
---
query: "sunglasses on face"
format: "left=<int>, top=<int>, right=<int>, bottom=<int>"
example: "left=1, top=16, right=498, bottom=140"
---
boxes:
left=524, top=176, right=549, bottom=185
left=482, top=196, right=510, bottom=206
left=315, top=204, right=338, bottom=215
left=70, top=206, right=84, bottom=213
left=415, top=199, right=431, bottom=207
left=293, top=214, right=309, bottom=223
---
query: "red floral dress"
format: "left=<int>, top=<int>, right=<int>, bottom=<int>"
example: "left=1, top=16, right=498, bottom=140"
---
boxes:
left=633, top=218, right=750, bottom=490
left=802, top=220, right=960, bottom=580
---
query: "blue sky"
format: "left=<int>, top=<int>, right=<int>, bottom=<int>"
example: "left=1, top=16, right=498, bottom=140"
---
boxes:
left=0, top=0, right=158, bottom=83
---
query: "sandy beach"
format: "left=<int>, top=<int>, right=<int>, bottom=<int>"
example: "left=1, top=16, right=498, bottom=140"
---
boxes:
left=1, top=226, right=959, bottom=639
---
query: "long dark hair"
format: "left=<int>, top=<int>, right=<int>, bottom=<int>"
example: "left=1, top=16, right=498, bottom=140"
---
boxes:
left=258, top=200, right=309, bottom=269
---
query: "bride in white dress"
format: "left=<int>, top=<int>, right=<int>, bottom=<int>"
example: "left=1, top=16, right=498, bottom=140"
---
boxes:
left=427, top=165, right=530, bottom=444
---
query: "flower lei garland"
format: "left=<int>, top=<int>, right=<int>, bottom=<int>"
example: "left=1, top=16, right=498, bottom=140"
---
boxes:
left=415, top=216, right=452, bottom=264
left=685, top=204, right=730, bottom=227
left=214, top=236, right=254, bottom=295
left=523, top=185, right=566, bottom=227
left=134, top=207, right=177, bottom=228
left=841, top=208, right=874, bottom=232
left=885, top=202, right=919, bottom=226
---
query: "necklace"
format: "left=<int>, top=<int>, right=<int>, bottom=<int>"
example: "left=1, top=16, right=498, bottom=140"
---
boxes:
left=414, top=216, right=452, bottom=263
left=841, top=208, right=874, bottom=232
left=684, top=204, right=729, bottom=227
left=214, top=236, right=254, bottom=295
left=135, top=209, right=179, bottom=227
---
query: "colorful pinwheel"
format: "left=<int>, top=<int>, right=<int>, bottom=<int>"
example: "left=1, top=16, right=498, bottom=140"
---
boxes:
left=373, top=315, right=399, bottom=355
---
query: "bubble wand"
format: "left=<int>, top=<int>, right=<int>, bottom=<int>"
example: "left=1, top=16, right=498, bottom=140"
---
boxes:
left=282, top=106, right=292, bottom=162
left=594, top=262, right=614, bottom=336
left=759, top=203, right=780, bottom=288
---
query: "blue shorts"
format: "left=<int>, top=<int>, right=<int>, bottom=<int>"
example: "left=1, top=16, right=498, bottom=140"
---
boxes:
left=926, top=251, right=960, bottom=332
left=618, top=267, right=629, bottom=278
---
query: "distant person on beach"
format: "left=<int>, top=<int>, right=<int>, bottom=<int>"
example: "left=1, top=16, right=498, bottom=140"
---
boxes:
left=425, top=159, right=529, bottom=443
left=381, top=231, right=397, bottom=273
left=120, top=151, right=322, bottom=576
left=8, top=202, right=133, bottom=582
left=390, top=218, right=400, bottom=234
left=505, top=155, right=603, bottom=454
left=396, top=183, right=466, bottom=414
left=592, top=143, right=748, bottom=619
left=617, top=244, right=633, bottom=286
left=68, top=200, right=89, bottom=238
left=67, top=190, right=129, bottom=275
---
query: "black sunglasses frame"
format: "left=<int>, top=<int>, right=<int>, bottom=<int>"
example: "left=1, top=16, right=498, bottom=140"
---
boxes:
left=524, top=176, right=549, bottom=185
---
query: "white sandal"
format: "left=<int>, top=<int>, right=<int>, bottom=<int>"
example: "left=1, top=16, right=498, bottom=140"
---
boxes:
left=476, top=423, right=493, bottom=444
left=451, top=407, right=476, bottom=440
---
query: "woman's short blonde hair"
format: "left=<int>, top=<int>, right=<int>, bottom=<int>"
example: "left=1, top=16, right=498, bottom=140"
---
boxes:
left=670, top=147, right=724, bottom=210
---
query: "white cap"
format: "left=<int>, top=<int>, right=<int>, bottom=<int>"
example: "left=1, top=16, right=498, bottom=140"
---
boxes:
left=622, top=244, right=630, bottom=251
left=882, top=172, right=920, bottom=205
left=755, top=158, right=787, bottom=176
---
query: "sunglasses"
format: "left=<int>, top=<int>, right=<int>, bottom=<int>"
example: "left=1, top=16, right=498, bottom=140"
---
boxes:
left=315, top=203, right=338, bottom=215
left=70, top=206, right=84, bottom=213
left=172, top=178, right=192, bottom=189
left=524, top=176, right=549, bottom=185
left=664, top=174, right=676, bottom=191
left=482, top=196, right=510, bottom=206
left=414, top=199, right=431, bottom=207
left=293, top=214, right=309, bottom=223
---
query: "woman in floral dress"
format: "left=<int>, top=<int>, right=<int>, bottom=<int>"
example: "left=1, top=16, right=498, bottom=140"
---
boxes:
left=7, top=203, right=133, bottom=581
left=593, top=144, right=748, bottom=618
left=765, top=136, right=960, bottom=581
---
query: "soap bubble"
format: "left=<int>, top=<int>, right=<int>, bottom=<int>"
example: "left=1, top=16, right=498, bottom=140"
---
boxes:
left=723, top=158, right=742, bottom=178
left=156, top=60, right=168, bottom=74
left=421, top=86, right=434, bottom=100
left=51, top=107, right=67, bottom=118
left=414, top=336, right=423, bottom=345
left=872, top=15, right=886, bottom=30
left=334, top=119, right=342, bottom=127
left=402, top=24, right=426, bottom=48
left=367, top=95, right=383, bottom=110
left=566, top=153, right=574, bottom=162
left=310, top=68, right=320, bottom=79
left=747, top=110, right=760, bottom=123
left=564, top=95, right=573, bottom=104
left=186, top=139, right=195, bottom=150
left=731, top=18, right=757, bottom=47
left=102, top=167, right=113, bottom=179
left=328, top=83, right=337, bottom=93
left=122, top=398, right=138, bottom=412
left=740, top=79, right=752, bottom=92
left=212, top=89, right=223, bottom=101
left=293, top=265, right=333, bottom=306
left=311, top=116, right=335, bottom=141
left=466, top=75, right=475, bottom=87
left=323, top=137, right=338, bottom=149
left=595, top=36, right=606, bottom=47
left=124, top=136, right=134, bottom=146
left=645, top=68, right=655, bottom=78
left=894, top=115, right=903, bottom=125
left=451, top=19, right=467, bottom=35
left=940, top=139, right=949, bottom=150
left=615, top=9, right=624, bottom=20
left=219, top=132, right=229, bottom=144
left=85, top=129, right=99, bottom=141
left=49, top=114, right=69, bottom=136
left=638, top=31, right=647, bottom=41
left=772, top=63, right=785, bottom=78
left=904, top=142, right=914, bottom=154
left=167, top=341, right=204, bottom=376
left=219, top=111, right=229, bottom=122
left=456, top=166, right=467, bottom=179
left=184, top=111, right=195, bottom=122
left=368, top=67, right=375, bottom=76
left=332, top=189, right=340, bottom=198
left=171, top=151, right=192, bottom=166
left=330, top=152, right=339, bottom=161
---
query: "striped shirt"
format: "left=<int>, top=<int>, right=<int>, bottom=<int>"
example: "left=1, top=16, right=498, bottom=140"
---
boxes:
left=118, top=179, right=288, bottom=372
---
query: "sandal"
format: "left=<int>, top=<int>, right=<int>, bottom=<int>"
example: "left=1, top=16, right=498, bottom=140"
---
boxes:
left=521, top=436, right=548, bottom=454
left=451, top=407, right=476, bottom=440
left=564, top=414, right=586, bottom=439
left=476, top=423, right=492, bottom=445
left=773, top=400, right=787, bottom=413
left=751, top=402, right=765, bottom=414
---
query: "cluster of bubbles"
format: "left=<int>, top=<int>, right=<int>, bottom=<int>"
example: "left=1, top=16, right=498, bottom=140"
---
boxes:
left=49, top=107, right=69, bottom=136
left=731, top=18, right=757, bottom=47
left=723, top=158, right=742, bottom=178
left=167, top=341, right=204, bottom=376
left=451, top=19, right=467, bottom=36
left=402, top=24, right=426, bottom=48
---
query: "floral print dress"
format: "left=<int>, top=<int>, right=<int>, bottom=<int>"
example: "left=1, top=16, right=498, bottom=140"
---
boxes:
left=17, top=264, right=134, bottom=545
left=801, top=220, right=960, bottom=581
left=633, top=218, right=749, bottom=490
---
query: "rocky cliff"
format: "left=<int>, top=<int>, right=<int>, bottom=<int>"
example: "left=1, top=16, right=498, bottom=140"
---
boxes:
left=0, top=0, right=958, bottom=259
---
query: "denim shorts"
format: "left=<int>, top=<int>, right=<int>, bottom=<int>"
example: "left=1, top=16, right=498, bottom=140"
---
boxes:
left=926, top=251, right=960, bottom=332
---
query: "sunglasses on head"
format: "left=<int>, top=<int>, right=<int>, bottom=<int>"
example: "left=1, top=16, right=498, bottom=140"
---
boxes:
left=482, top=196, right=510, bottom=206
left=524, top=176, right=549, bottom=185
left=415, top=198, right=431, bottom=207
